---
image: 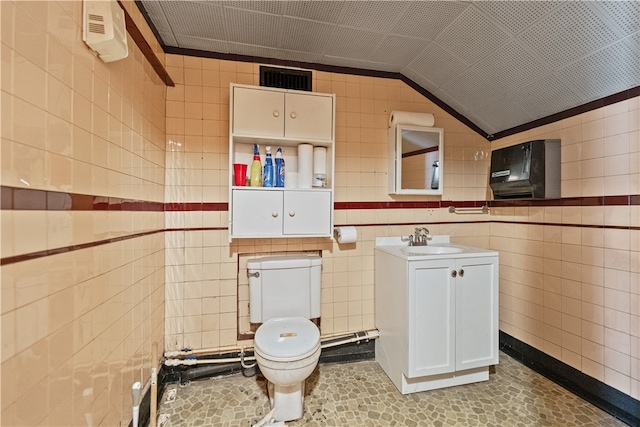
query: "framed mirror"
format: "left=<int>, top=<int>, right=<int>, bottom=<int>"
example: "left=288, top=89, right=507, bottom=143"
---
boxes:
left=388, top=124, right=444, bottom=195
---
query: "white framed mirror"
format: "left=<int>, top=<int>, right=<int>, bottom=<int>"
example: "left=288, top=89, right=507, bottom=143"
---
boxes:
left=388, top=124, right=444, bottom=195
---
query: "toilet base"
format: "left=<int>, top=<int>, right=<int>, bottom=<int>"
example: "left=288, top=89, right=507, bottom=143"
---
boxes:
left=267, top=381, right=305, bottom=422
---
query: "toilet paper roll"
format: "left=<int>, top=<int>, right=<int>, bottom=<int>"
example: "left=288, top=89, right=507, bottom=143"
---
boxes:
left=334, top=226, right=357, bottom=244
left=389, top=111, right=435, bottom=128
left=313, top=147, right=326, bottom=174
left=297, top=144, right=313, bottom=188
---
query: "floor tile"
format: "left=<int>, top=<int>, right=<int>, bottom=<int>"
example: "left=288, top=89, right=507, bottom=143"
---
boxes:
left=159, top=352, right=628, bottom=426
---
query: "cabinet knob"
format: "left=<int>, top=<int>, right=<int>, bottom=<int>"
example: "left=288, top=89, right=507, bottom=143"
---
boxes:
left=272, top=211, right=279, bottom=218
left=290, top=112, right=297, bottom=119
left=273, top=110, right=280, bottom=118
left=459, top=269, right=464, bottom=277
left=288, top=210, right=295, bottom=217
left=451, top=270, right=457, bottom=278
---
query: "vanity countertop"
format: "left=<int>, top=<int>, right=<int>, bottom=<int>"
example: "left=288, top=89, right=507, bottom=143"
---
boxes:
left=375, top=236, right=498, bottom=260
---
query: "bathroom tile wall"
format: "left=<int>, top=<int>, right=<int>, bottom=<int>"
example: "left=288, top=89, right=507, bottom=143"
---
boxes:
left=162, top=54, right=492, bottom=352
left=491, top=98, right=640, bottom=400
left=5, top=2, right=635, bottom=425
left=1, top=1, right=166, bottom=425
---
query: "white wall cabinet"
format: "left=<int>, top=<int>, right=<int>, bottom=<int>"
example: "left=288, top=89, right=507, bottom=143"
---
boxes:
left=231, top=189, right=331, bottom=237
left=229, top=84, right=336, bottom=241
left=375, top=243, right=498, bottom=394
left=232, top=86, right=333, bottom=142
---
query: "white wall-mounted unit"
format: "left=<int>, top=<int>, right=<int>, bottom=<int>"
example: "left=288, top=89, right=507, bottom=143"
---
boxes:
left=228, top=83, right=336, bottom=242
left=83, top=0, right=129, bottom=63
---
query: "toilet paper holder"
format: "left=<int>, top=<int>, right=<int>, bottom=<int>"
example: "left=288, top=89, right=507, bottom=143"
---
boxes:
left=333, top=226, right=357, bottom=244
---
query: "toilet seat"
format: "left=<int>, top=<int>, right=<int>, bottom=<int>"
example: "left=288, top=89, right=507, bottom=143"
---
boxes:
left=254, top=317, right=320, bottom=362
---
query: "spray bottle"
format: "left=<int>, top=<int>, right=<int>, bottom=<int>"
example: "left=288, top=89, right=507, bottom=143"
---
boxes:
left=263, top=146, right=274, bottom=187
left=249, top=143, right=262, bottom=187
left=275, top=147, right=285, bottom=187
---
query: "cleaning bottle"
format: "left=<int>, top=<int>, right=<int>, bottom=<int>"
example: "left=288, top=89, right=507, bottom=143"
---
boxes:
left=250, top=143, right=262, bottom=187
left=263, top=146, right=274, bottom=187
left=275, top=147, right=285, bottom=187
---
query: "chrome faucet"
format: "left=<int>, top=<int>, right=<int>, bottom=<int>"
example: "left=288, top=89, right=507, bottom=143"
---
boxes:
left=404, top=227, right=431, bottom=246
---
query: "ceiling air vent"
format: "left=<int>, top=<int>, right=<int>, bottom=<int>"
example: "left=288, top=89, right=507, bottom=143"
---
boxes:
left=260, top=66, right=312, bottom=91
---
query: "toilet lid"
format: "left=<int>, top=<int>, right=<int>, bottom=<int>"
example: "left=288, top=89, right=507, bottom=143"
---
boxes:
left=254, top=317, right=320, bottom=362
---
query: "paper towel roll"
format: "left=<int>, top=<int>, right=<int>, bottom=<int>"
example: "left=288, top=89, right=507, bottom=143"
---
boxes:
left=297, top=144, right=313, bottom=188
left=389, top=111, right=435, bottom=128
left=313, top=147, right=326, bottom=174
left=334, top=226, right=357, bottom=244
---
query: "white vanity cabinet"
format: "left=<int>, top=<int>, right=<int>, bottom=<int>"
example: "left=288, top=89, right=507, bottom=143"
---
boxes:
left=375, top=239, right=498, bottom=394
left=410, top=257, right=498, bottom=377
left=229, top=84, right=336, bottom=241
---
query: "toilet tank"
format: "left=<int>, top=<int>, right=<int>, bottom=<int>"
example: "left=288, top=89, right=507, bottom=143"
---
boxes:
left=248, top=255, right=322, bottom=323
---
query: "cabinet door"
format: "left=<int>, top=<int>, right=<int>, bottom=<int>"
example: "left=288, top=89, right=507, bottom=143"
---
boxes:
left=408, top=260, right=455, bottom=378
left=283, top=191, right=331, bottom=235
left=455, top=257, right=499, bottom=370
left=231, top=190, right=283, bottom=237
left=285, top=92, right=333, bottom=141
left=232, top=87, right=285, bottom=137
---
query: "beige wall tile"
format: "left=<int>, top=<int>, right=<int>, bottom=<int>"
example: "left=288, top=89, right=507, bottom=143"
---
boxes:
left=2, top=1, right=166, bottom=425
left=3, top=0, right=640, bottom=419
left=494, top=98, right=639, bottom=397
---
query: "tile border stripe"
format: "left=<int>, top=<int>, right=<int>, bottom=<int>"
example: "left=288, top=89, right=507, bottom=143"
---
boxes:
left=1, top=186, right=163, bottom=211
left=1, top=186, right=638, bottom=265
left=4, top=186, right=637, bottom=212
left=118, top=0, right=174, bottom=86
left=0, top=230, right=163, bottom=266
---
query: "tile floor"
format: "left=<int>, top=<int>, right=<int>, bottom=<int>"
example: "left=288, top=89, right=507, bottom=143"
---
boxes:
left=158, top=352, right=628, bottom=426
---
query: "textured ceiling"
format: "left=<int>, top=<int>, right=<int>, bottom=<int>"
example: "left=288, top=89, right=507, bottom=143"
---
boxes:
left=138, top=1, right=640, bottom=137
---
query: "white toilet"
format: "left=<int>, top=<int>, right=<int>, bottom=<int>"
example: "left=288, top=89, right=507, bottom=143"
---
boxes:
left=248, top=255, right=322, bottom=422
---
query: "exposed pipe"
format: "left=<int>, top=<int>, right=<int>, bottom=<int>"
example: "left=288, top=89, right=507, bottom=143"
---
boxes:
left=321, top=330, right=379, bottom=349
left=150, top=343, right=158, bottom=427
left=131, top=382, right=141, bottom=427
left=182, top=363, right=242, bottom=382
left=240, top=347, right=257, bottom=369
left=163, top=329, right=379, bottom=367
left=164, top=344, right=247, bottom=358
left=165, top=356, right=256, bottom=366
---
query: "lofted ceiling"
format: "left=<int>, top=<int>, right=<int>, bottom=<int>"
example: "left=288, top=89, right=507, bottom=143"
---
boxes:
left=138, top=1, right=640, bottom=138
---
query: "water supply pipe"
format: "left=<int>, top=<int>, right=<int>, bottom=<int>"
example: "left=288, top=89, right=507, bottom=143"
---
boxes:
left=163, top=329, right=379, bottom=367
left=150, top=341, right=159, bottom=427
left=131, top=382, right=141, bottom=427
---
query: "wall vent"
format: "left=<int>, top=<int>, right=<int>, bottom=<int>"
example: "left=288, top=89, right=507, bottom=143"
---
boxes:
left=260, top=66, right=312, bottom=91
left=82, top=0, right=128, bottom=63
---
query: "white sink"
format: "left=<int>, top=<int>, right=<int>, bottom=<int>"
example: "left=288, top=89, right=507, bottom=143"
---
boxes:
left=375, top=235, right=497, bottom=260
left=401, top=245, right=464, bottom=255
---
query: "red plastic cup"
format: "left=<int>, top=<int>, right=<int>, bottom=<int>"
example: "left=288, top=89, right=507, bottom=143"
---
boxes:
left=233, top=163, right=247, bottom=186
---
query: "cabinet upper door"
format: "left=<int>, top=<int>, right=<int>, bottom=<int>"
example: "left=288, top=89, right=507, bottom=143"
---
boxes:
left=231, top=190, right=284, bottom=237
left=284, top=92, right=333, bottom=141
left=232, top=87, right=285, bottom=137
left=283, top=191, right=331, bottom=235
